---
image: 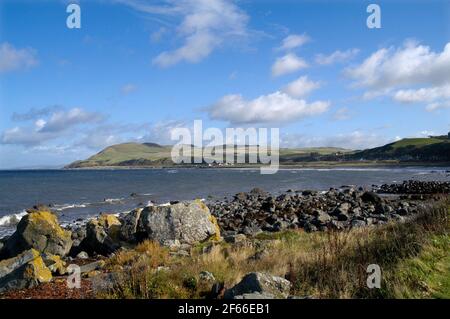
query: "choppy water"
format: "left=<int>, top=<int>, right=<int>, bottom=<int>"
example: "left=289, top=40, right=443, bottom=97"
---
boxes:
left=0, top=167, right=449, bottom=236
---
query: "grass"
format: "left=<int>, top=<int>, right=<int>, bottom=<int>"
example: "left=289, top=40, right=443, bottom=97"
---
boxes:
left=99, top=200, right=449, bottom=299
left=390, top=138, right=445, bottom=149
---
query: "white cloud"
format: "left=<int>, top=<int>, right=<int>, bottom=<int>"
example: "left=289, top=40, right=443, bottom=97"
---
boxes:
left=1, top=107, right=105, bottom=146
left=271, top=53, right=308, bottom=77
left=121, top=83, right=137, bottom=95
left=0, top=42, right=38, bottom=73
left=346, top=41, right=450, bottom=89
left=282, top=76, right=321, bottom=98
left=278, top=34, right=310, bottom=51
left=393, top=84, right=450, bottom=103
left=118, top=0, right=249, bottom=67
left=346, top=41, right=450, bottom=111
left=207, top=91, right=329, bottom=125
left=315, top=48, right=359, bottom=65
left=425, top=101, right=450, bottom=112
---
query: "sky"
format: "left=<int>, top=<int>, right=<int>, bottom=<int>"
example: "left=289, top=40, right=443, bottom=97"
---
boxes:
left=0, top=0, right=449, bottom=168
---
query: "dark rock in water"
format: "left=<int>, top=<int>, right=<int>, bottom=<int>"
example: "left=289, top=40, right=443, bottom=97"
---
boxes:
left=0, top=249, right=52, bottom=293
left=224, top=272, right=291, bottom=299
left=3, top=209, right=72, bottom=259
left=137, top=200, right=220, bottom=246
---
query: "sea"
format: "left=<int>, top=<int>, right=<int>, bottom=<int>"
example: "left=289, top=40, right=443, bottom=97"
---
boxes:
left=0, top=167, right=449, bottom=237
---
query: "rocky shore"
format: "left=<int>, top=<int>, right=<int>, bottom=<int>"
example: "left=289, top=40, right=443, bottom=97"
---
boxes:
left=0, top=180, right=448, bottom=298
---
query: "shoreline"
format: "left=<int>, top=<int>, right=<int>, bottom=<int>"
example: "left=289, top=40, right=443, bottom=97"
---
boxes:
left=4, top=161, right=448, bottom=171
left=0, top=180, right=448, bottom=299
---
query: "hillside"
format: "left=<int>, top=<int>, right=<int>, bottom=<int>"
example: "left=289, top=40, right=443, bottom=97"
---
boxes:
left=66, top=136, right=450, bottom=168
left=349, top=137, right=450, bottom=162
left=65, top=143, right=350, bottom=168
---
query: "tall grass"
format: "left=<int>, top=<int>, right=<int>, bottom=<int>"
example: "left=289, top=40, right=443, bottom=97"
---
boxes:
left=101, top=199, right=449, bottom=299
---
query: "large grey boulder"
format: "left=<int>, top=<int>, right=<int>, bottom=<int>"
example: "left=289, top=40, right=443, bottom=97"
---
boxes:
left=0, top=249, right=52, bottom=292
left=3, top=209, right=72, bottom=258
left=136, top=200, right=220, bottom=245
left=224, top=272, right=291, bottom=299
left=119, top=208, right=143, bottom=242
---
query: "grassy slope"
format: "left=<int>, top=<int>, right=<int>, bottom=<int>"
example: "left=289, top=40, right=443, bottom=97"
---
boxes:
left=67, top=143, right=350, bottom=168
left=101, top=200, right=449, bottom=299
left=353, top=138, right=450, bottom=161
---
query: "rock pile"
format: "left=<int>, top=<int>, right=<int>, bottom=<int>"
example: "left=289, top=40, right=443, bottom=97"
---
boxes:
left=208, top=184, right=436, bottom=235
left=378, top=180, right=450, bottom=194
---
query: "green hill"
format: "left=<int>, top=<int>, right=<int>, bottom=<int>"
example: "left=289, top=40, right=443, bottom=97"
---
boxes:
left=66, top=143, right=350, bottom=168
left=350, top=137, right=450, bottom=161
left=66, top=136, right=450, bottom=168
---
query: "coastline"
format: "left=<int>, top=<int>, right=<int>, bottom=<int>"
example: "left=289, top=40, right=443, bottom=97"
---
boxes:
left=63, top=161, right=450, bottom=170
left=0, top=180, right=449, bottom=299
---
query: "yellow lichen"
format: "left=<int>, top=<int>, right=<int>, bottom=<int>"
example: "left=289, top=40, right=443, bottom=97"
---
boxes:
left=24, top=249, right=52, bottom=283
left=27, top=210, right=71, bottom=240
left=208, top=214, right=222, bottom=242
left=98, top=214, right=122, bottom=241
left=44, top=254, right=67, bottom=275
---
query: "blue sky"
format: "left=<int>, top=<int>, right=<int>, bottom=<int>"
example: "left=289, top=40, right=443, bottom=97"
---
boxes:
left=0, top=0, right=449, bottom=168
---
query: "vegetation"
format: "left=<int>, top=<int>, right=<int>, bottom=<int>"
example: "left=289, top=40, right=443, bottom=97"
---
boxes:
left=66, top=142, right=351, bottom=168
left=100, top=199, right=449, bottom=299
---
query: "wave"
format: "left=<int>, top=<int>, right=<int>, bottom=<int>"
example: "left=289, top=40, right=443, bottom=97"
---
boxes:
left=53, top=203, right=87, bottom=211
left=103, top=198, right=124, bottom=203
left=0, top=210, right=27, bottom=227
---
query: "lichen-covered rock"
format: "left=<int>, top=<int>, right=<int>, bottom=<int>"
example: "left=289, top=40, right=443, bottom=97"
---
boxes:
left=119, top=208, right=143, bottom=242
left=81, top=218, right=121, bottom=256
left=98, top=214, right=122, bottom=241
left=224, top=272, right=291, bottom=299
left=3, top=209, right=72, bottom=258
left=137, top=200, right=220, bottom=246
left=43, top=254, right=67, bottom=275
left=0, top=249, right=52, bottom=292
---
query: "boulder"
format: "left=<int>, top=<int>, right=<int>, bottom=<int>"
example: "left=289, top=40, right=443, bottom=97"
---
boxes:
left=224, top=272, right=291, bottom=299
left=76, top=251, right=89, bottom=259
left=0, top=249, right=52, bottom=292
left=43, top=254, right=67, bottom=275
left=97, top=214, right=122, bottom=241
left=361, top=192, right=382, bottom=205
left=137, top=200, right=220, bottom=246
left=119, top=208, right=143, bottom=242
left=81, top=218, right=121, bottom=256
left=3, top=209, right=72, bottom=258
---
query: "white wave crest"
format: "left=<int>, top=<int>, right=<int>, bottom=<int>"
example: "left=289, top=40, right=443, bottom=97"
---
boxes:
left=0, top=210, right=27, bottom=227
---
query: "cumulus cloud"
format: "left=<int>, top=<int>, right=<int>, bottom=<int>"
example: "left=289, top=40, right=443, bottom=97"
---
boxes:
left=11, top=105, right=63, bottom=122
left=277, top=34, right=310, bottom=51
left=207, top=91, right=329, bottom=125
left=282, top=76, right=321, bottom=98
left=0, top=42, right=38, bottom=73
left=271, top=53, right=308, bottom=77
left=117, top=0, right=249, bottom=67
left=345, top=41, right=450, bottom=111
left=315, top=48, right=359, bottom=65
left=1, top=107, right=105, bottom=146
